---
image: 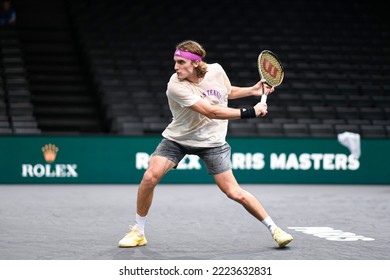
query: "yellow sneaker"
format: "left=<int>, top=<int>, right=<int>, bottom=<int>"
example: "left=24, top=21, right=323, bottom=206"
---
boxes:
left=272, top=228, right=293, bottom=247
left=118, top=225, right=147, bottom=247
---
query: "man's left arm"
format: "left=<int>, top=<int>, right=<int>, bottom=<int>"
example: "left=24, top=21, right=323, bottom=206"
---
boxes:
left=228, top=80, right=274, bottom=99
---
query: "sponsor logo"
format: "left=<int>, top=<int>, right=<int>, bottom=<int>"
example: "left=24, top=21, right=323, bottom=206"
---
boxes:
left=135, top=152, right=360, bottom=171
left=262, top=57, right=279, bottom=78
left=288, top=227, right=374, bottom=241
left=42, top=143, right=59, bottom=163
left=21, top=144, right=78, bottom=178
left=270, top=153, right=359, bottom=170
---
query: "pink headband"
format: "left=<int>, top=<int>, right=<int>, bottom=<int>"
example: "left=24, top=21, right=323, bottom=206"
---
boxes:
left=174, top=49, right=202, bottom=61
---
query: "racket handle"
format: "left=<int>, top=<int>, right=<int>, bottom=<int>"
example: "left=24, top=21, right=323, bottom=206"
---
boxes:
left=260, top=94, right=267, bottom=104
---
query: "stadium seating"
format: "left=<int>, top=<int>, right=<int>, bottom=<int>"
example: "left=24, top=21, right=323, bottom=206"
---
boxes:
left=0, top=26, right=40, bottom=134
left=0, top=0, right=388, bottom=138
left=1, top=0, right=105, bottom=134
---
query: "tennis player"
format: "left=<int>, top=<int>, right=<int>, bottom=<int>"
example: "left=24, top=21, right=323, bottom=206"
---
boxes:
left=119, top=40, right=293, bottom=248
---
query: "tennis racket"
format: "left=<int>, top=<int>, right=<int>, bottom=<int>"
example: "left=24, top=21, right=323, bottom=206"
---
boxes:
left=258, top=50, right=284, bottom=104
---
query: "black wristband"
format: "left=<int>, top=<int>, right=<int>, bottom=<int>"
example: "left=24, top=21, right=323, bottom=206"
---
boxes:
left=240, top=107, right=256, bottom=119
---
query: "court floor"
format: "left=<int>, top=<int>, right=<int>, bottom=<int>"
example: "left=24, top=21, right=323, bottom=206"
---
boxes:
left=0, top=184, right=389, bottom=260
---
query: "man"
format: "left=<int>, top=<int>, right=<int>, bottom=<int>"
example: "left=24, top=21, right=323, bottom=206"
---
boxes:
left=119, top=40, right=293, bottom=248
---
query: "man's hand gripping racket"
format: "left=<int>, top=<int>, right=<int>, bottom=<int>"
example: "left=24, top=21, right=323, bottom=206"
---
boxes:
left=258, top=50, right=284, bottom=104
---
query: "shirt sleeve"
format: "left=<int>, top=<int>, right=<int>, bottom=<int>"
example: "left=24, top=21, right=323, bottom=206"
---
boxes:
left=224, top=70, right=232, bottom=96
left=167, top=79, right=202, bottom=107
left=215, top=63, right=232, bottom=96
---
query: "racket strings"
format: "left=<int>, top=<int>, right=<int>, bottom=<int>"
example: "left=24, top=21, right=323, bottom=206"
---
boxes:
left=259, top=52, right=284, bottom=87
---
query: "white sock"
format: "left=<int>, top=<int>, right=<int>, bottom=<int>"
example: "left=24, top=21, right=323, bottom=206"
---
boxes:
left=135, top=214, right=147, bottom=234
left=261, top=216, right=278, bottom=233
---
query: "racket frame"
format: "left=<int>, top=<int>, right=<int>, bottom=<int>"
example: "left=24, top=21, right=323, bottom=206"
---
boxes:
left=258, top=50, right=284, bottom=103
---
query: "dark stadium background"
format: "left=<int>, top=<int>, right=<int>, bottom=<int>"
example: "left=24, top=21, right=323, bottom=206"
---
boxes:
left=1, top=0, right=389, bottom=137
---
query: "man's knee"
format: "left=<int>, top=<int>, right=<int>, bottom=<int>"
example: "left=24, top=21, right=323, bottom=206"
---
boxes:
left=223, top=185, right=245, bottom=202
left=141, top=169, right=161, bottom=187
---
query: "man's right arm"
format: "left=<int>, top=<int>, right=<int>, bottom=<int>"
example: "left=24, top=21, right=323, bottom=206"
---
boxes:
left=190, top=99, right=267, bottom=120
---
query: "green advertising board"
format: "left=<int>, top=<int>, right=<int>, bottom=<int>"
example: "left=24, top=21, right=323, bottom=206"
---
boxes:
left=0, top=135, right=389, bottom=184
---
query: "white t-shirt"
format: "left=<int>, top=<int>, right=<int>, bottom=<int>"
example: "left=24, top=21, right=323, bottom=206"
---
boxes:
left=162, top=63, right=232, bottom=147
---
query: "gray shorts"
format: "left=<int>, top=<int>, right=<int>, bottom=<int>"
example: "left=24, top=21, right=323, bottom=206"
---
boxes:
left=152, top=138, right=232, bottom=175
